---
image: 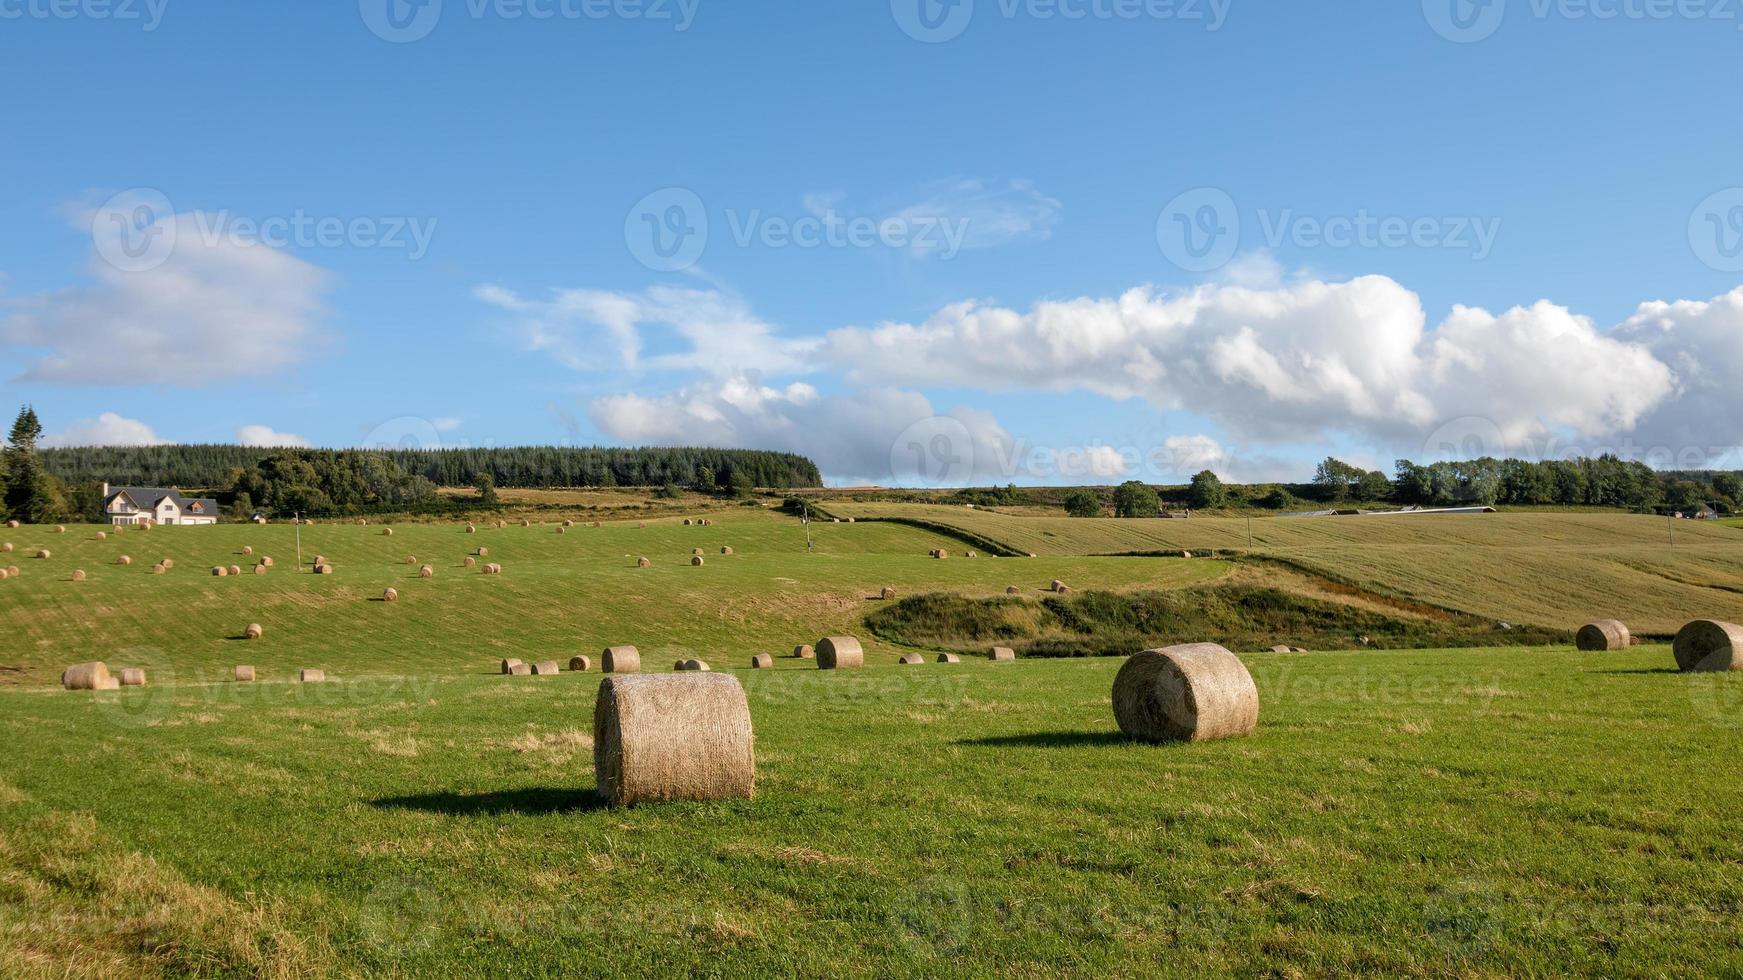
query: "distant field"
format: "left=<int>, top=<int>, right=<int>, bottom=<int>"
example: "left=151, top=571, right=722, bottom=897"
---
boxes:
left=818, top=504, right=1743, bottom=633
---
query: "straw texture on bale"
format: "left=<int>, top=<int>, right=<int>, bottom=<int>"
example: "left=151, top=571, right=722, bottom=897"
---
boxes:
left=1051, top=580, right=1069, bottom=593
left=593, top=672, right=755, bottom=806
left=233, top=666, right=255, bottom=682
left=419, top=565, right=434, bottom=578
left=228, top=565, right=242, bottom=577
left=569, top=655, right=592, bottom=672
left=898, top=653, right=925, bottom=665
left=637, top=557, right=651, bottom=567
left=881, top=587, right=897, bottom=600
left=603, top=645, right=642, bottom=673
left=299, top=669, right=326, bottom=683
left=500, top=658, right=524, bottom=674
left=151, top=563, right=166, bottom=575
left=509, top=663, right=531, bottom=676
left=244, top=623, right=264, bottom=639
left=1112, top=643, right=1259, bottom=743
left=1576, top=620, right=1631, bottom=652
left=95, top=533, right=106, bottom=541
left=464, top=557, right=477, bottom=567
left=36, top=549, right=50, bottom=560
left=71, top=569, right=85, bottom=582
left=212, top=566, right=228, bottom=577
left=816, top=636, right=864, bottom=670
left=315, top=564, right=333, bottom=575
left=681, top=659, right=712, bottom=672
left=937, top=653, right=962, bottom=664
left=533, top=661, right=561, bottom=675
left=476, top=547, right=489, bottom=557
left=260, top=556, right=273, bottom=567
left=94, top=678, right=121, bottom=690
left=1270, top=645, right=1292, bottom=654
left=242, top=546, right=253, bottom=556
left=691, top=556, right=705, bottom=566
left=118, top=555, right=131, bottom=565
left=383, top=588, right=399, bottom=602
left=1672, top=620, right=1743, bottom=673
left=989, top=647, right=1016, bottom=662
left=120, top=668, right=146, bottom=687
left=793, top=644, right=815, bottom=660
left=61, top=662, right=111, bottom=690
left=750, top=654, right=773, bottom=669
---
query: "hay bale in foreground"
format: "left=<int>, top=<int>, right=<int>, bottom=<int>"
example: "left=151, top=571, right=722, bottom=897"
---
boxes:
left=245, top=623, right=264, bottom=640
left=54, top=525, right=64, bottom=534
left=300, top=669, right=326, bottom=683
left=383, top=528, right=394, bottom=537
left=533, top=660, right=561, bottom=675
left=94, top=677, right=121, bottom=690
left=161, top=559, right=173, bottom=568
left=569, top=655, right=593, bottom=672
left=720, top=546, right=733, bottom=555
left=593, top=673, right=755, bottom=806
left=817, top=636, right=864, bottom=670
left=793, top=644, right=814, bottom=660
left=476, top=547, right=489, bottom=557
left=120, top=668, right=146, bottom=687
left=383, top=588, right=399, bottom=602
left=897, top=653, right=925, bottom=665
left=937, top=653, right=961, bottom=664
left=750, top=654, right=773, bottom=669
left=1112, top=643, right=1259, bottom=743
left=500, top=658, right=524, bottom=674
left=989, top=647, right=1016, bottom=662
left=692, top=548, right=704, bottom=556
left=1673, top=620, right=1743, bottom=673
left=61, top=662, right=111, bottom=690
left=0, top=543, right=10, bottom=553
left=509, top=663, right=531, bottom=676
left=260, top=556, right=273, bottom=567
left=405, top=555, right=418, bottom=565
left=4, top=520, right=15, bottom=529
left=1576, top=620, right=1631, bottom=652
left=603, top=646, right=641, bottom=673
left=94, top=533, right=106, bottom=541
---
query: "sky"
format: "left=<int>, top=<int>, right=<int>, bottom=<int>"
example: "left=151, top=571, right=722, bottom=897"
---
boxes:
left=2, top=0, right=1742, bottom=486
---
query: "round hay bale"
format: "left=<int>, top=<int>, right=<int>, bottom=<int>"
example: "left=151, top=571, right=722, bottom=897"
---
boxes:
left=358, top=519, right=369, bottom=526
left=383, top=528, right=394, bottom=537
left=637, top=557, right=651, bottom=568
left=315, top=564, right=333, bottom=575
left=61, top=662, right=111, bottom=690
left=563, top=520, right=574, bottom=527
left=117, top=555, right=131, bottom=566
left=299, top=669, right=326, bottom=683
left=521, top=520, right=530, bottom=527
left=1576, top=620, right=1631, bottom=652
left=1051, top=580, right=1069, bottom=593
left=4, top=520, right=16, bottom=529
left=71, top=569, right=86, bottom=582
left=0, top=542, right=10, bottom=552
left=897, top=653, right=925, bottom=665
left=233, top=665, right=256, bottom=683
left=937, top=653, right=962, bottom=664
left=750, top=654, right=773, bottom=669
left=161, top=558, right=173, bottom=569
left=569, top=655, right=592, bottom=672
left=245, top=623, right=264, bottom=640
left=383, top=588, right=399, bottom=602
left=228, top=565, right=242, bottom=577
left=259, top=556, right=273, bottom=567
left=466, top=525, right=477, bottom=534
left=463, top=557, right=477, bottom=568
left=989, top=647, right=1016, bottom=662
left=312, top=556, right=325, bottom=567
left=53, top=525, right=64, bottom=534
left=720, top=546, right=734, bottom=555
left=1269, top=645, right=1292, bottom=654
left=36, top=549, right=51, bottom=560
left=558, top=526, right=567, bottom=534
left=683, top=519, right=693, bottom=526
left=212, top=565, right=228, bottom=577
left=816, top=636, right=864, bottom=670
left=691, top=556, right=705, bottom=566
left=793, top=644, right=815, bottom=660
left=932, top=549, right=947, bottom=560
left=500, top=658, right=524, bottom=674
left=120, top=668, right=146, bottom=687
left=692, top=548, right=704, bottom=556
left=4, top=566, right=16, bottom=578
left=1672, top=620, right=1743, bottom=673
left=1006, top=586, right=1021, bottom=595
left=419, top=565, right=434, bottom=578
left=476, top=547, right=489, bottom=557
left=94, top=532, right=106, bottom=541
left=0, top=568, right=8, bottom=580
left=509, top=663, right=532, bottom=676
left=533, top=660, right=561, bottom=675
left=242, top=546, right=254, bottom=556
left=253, top=564, right=267, bottom=575
left=603, top=645, right=642, bottom=673
left=673, top=659, right=688, bottom=672
left=880, top=587, right=897, bottom=600
left=681, top=659, right=711, bottom=672
left=593, top=673, right=755, bottom=806
left=405, top=555, right=418, bottom=565
left=151, top=563, right=166, bottom=575
left=1112, top=643, right=1259, bottom=743
left=965, top=551, right=976, bottom=558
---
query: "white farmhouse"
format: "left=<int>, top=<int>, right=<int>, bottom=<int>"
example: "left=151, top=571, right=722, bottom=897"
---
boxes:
left=101, top=483, right=220, bottom=526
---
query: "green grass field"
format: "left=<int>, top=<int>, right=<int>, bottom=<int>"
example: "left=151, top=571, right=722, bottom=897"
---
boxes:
left=5, top=509, right=1743, bottom=976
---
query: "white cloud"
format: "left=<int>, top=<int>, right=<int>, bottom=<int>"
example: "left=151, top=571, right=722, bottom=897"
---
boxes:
left=3, top=207, right=330, bottom=386
left=1612, top=288, right=1743, bottom=466
left=885, top=178, right=1062, bottom=255
left=236, top=424, right=311, bottom=448
left=43, top=412, right=164, bottom=447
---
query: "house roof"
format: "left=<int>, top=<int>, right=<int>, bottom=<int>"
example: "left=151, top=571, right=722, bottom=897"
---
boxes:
left=107, top=486, right=220, bottom=515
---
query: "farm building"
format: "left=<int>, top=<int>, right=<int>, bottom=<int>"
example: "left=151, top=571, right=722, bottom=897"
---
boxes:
left=101, top=483, right=220, bottom=526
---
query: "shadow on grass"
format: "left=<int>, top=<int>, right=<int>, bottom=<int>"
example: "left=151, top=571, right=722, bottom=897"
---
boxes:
left=371, top=788, right=608, bottom=816
left=955, top=731, right=1130, bottom=749
left=1594, top=667, right=1682, bottom=675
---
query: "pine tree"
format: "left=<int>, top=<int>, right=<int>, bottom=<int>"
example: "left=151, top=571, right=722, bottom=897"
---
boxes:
left=3, top=406, right=65, bottom=523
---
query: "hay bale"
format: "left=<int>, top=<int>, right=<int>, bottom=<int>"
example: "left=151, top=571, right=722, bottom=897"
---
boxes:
left=489, top=563, right=503, bottom=574
left=1269, top=645, right=1292, bottom=654
left=637, top=557, right=651, bottom=567
left=816, top=636, right=864, bottom=670
left=245, top=623, right=264, bottom=640
left=1576, top=620, right=1631, bottom=652
left=71, top=569, right=86, bottom=582
left=315, top=564, right=334, bottom=575
left=692, top=548, right=704, bottom=556
left=1673, top=620, right=1743, bottom=673
left=1051, top=580, right=1069, bottom=593
left=603, top=645, right=641, bottom=673
left=509, top=663, right=531, bottom=676
left=0, top=542, right=9, bottom=552
left=234, top=666, right=255, bottom=682
left=383, top=528, right=394, bottom=536
left=1112, top=643, right=1259, bottom=743
left=4, top=520, right=16, bottom=528
left=673, top=659, right=688, bottom=671
left=36, top=549, right=50, bottom=559
left=750, top=654, right=773, bottom=669
left=683, top=519, right=693, bottom=526
left=500, top=658, right=524, bottom=674
left=691, top=556, right=705, bottom=566
left=563, top=520, right=574, bottom=527
left=558, top=526, right=567, bottom=534
left=94, top=532, right=106, bottom=541
left=299, top=669, right=326, bottom=683
left=120, top=668, right=146, bottom=687
left=260, top=556, right=273, bottom=567
left=937, top=653, right=961, bottom=664
left=932, top=549, right=947, bottom=560
left=898, top=653, right=925, bottom=665
left=965, top=551, right=976, bottom=558
left=61, top=662, right=111, bottom=690
left=383, top=588, right=399, bottom=602
left=466, top=525, right=477, bottom=534
left=117, top=555, right=131, bottom=566
left=681, top=659, right=711, bottom=672
left=212, top=565, right=228, bottom=577
left=94, top=677, right=121, bottom=690
left=476, top=547, right=489, bottom=557
left=5, top=566, right=17, bottom=577
left=989, top=647, right=1016, bottom=662
left=593, top=673, right=755, bottom=806
left=881, top=587, right=896, bottom=600
left=419, top=565, right=434, bottom=578
left=242, top=546, right=253, bottom=556
left=569, top=655, right=593, bottom=672
left=464, top=557, right=477, bottom=567
left=533, top=660, right=561, bottom=675
left=720, top=546, right=734, bottom=555
left=1006, top=585, right=1021, bottom=595
left=151, top=563, right=166, bottom=575
left=253, top=564, right=267, bottom=575
left=312, top=556, right=325, bottom=567
left=228, top=565, right=242, bottom=577
left=793, top=644, right=815, bottom=660
left=161, top=559, right=173, bottom=568
left=0, top=568, right=8, bottom=580
left=53, top=525, right=64, bottom=534
left=405, top=555, right=417, bottom=565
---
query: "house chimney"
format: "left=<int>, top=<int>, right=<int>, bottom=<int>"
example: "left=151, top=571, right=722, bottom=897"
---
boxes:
left=101, top=482, right=110, bottom=498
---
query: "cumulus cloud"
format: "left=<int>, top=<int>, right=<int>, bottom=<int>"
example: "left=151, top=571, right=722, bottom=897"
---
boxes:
left=2, top=204, right=330, bottom=386
left=42, top=412, right=164, bottom=447
left=236, top=424, right=311, bottom=448
left=1613, top=288, right=1743, bottom=465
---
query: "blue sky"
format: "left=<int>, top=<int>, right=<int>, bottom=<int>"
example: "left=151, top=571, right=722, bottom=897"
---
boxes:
left=3, top=1, right=1741, bottom=485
